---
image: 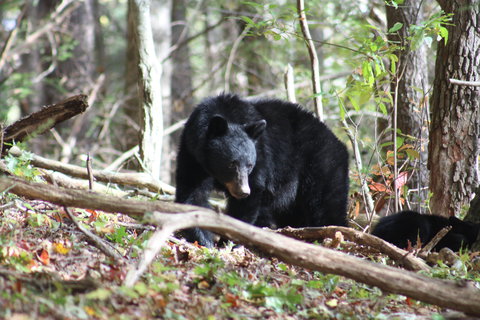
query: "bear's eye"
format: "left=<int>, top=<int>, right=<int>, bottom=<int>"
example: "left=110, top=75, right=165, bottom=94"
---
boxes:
left=228, top=161, right=236, bottom=169
left=247, top=164, right=254, bottom=170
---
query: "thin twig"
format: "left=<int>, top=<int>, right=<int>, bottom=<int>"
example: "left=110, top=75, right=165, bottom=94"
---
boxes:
left=14, top=1, right=79, bottom=55
left=0, top=5, right=27, bottom=72
left=449, top=78, right=480, bottom=86
left=86, top=153, right=94, bottom=190
left=419, top=226, right=452, bottom=255
left=63, top=206, right=125, bottom=262
left=0, top=123, right=4, bottom=156
left=224, top=23, right=253, bottom=92
left=297, top=0, right=323, bottom=120
left=342, top=119, right=375, bottom=221
left=162, top=18, right=224, bottom=63
left=284, top=64, right=296, bottom=103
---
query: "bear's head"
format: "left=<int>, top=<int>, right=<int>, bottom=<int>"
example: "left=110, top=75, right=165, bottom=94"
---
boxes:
left=448, top=216, right=480, bottom=246
left=205, top=115, right=266, bottom=199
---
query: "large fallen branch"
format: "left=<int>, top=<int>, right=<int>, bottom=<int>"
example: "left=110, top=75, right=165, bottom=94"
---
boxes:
left=2, top=94, right=89, bottom=154
left=8, top=147, right=174, bottom=194
left=276, top=226, right=429, bottom=271
left=0, top=176, right=479, bottom=315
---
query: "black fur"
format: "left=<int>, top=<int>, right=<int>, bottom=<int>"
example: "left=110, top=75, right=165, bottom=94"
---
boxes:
left=175, top=94, right=349, bottom=247
left=372, top=210, right=480, bottom=251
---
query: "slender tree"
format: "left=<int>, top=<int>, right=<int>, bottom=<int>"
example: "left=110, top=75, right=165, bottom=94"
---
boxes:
left=168, top=0, right=193, bottom=182
left=152, top=0, right=171, bottom=183
left=428, top=0, right=480, bottom=216
left=128, top=0, right=164, bottom=180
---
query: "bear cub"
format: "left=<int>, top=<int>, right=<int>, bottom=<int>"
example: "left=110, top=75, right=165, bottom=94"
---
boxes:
left=372, top=210, right=480, bottom=251
left=175, top=93, right=349, bottom=247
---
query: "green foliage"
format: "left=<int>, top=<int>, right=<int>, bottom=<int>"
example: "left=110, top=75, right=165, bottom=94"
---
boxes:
left=106, top=225, right=129, bottom=244
left=194, top=249, right=225, bottom=281
left=244, top=282, right=304, bottom=312
left=408, top=11, right=453, bottom=49
left=239, top=1, right=297, bottom=41
left=4, top=146, right=42, bottom=181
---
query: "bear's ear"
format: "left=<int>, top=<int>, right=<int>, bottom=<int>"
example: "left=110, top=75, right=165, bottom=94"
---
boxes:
left=207, top=115, right=228, bottom=137
left=245, top=119, right=266, bottom=139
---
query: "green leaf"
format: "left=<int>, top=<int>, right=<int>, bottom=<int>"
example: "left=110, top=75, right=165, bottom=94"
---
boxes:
left=347, top=94, right=360, bottom=111
left=86, top=288, right=112, bottom=300
left=439, top=26, right=449, bottom=44
left=405, top=148, right=420, bottom=160
left=362, top=61, right=374, bottom=86
left=240, top=16, right=256, bottom=27
left=265, top=296, right=284, bottom=312
left=378, top=102, right=388, bottom=115
left=388, top=22, right=403, bottom=33
left=134, top=282, right=149, bottom=296
left=338, top=97, right=346, bottom=121
left=396, top=137, right=405, bottom=149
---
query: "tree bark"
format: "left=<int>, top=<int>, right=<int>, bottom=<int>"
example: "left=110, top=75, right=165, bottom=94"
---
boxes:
left=2, top=94, right=88, bottom=154
left=123, top=0, right=142, bottom=153
left=151, top=0, right=172, bottom=184
left=128, top=0, right=164, bottom=180
left=1, top=175, right=480, bottom=316
left=428, top=0, right=480, bottom=216
left=386, top=0, right=429, bottom=208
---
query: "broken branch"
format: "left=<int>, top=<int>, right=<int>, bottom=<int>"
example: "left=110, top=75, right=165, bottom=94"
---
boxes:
left=2, top=94, right=89, bottom=153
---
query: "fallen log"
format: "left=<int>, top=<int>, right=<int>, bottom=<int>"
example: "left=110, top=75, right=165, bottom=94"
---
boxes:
left=275, top=226, right=429, bottom=272
left=8, top=147, right=175, bottom=194
left=2, top=94, right=89, bottom=154
left=0, top=176, right=479, bottom=316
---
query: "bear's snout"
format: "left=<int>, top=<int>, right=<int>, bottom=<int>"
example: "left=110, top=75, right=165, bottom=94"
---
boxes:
left=225, top=180, right=250, bottom=199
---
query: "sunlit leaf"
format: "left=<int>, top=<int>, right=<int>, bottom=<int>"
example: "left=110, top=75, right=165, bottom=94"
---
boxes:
left=395, top=171, right=408, bottom=189
left=368, top=182, right=388, bottom=192
left=405, top=148, right=420, bottom=160
left=39, top=249, right=50, bottom=265
left=86, top=288, right=112, bottom=300
left=326, top=298, right=338, bottom=308
left=388, top=22, right=403, bottom=33
left=53, top=242, right=70, bottom=255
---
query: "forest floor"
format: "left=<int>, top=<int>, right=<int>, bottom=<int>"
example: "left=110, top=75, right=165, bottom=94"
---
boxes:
left=0, top=196, right=478, bottom=320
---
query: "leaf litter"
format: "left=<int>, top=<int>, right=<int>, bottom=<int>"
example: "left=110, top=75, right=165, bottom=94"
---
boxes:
left=0, top=197, right=459, bottom=319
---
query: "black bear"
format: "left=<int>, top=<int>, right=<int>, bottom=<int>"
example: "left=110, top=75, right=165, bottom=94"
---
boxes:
left=372, top=210, right=480, bottom=251
left=175, top=93, right=349, bottom=247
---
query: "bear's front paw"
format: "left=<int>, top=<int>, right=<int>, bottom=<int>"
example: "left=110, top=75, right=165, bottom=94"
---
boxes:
left=180, top=227, right=215, bottom=248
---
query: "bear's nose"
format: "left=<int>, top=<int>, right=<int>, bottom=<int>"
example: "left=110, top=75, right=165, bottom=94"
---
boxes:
left=235, top=190, right=250, bottom=199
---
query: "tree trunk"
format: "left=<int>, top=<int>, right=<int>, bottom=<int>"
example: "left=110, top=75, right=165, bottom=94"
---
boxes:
left=123, top=2, right=141, bottom=153
left=386, top=0, right=429, bottom=210
left=169, top=0, right=193, bottom=183
left=128, top=0, right=164, bottom=180
left=428, top=0, right=480, bottom=217
left=152, top=0, right=172, bottom=184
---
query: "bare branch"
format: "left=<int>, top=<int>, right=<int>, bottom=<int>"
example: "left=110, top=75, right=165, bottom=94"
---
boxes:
left=275, top=226, right=429, bottom=271
left=64, top=207, right=125, bottom=262
left=2, top=95, right=89, bottom=153
left=297, top=0, right=323, bottom=120
left=8, top=147, right=175, bottom=194
left=0, top=5, right=27, bottom=72
left=449, top=78, right=480, bottom=86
